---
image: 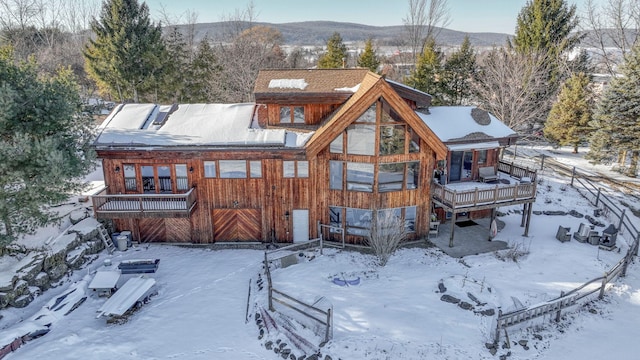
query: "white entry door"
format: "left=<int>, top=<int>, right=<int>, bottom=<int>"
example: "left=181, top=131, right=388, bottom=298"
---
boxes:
left=292, top=209, right=309, bottom=243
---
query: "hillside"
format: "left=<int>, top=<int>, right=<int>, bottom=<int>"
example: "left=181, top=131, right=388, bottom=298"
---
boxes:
left=183, top=20, right=513, bottom=47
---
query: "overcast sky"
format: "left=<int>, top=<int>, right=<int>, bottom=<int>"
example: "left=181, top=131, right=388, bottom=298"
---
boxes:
left=143, top=0, right=602, bottom=35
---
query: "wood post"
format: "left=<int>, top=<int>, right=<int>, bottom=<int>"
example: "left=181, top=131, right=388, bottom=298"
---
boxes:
left=325, top=308, right=332, bottom=343
left=449, top=212, right=456, bottom=248
left=494, top=309, right=503, bottom=344
left=555, top=291, right=564, bottom=322
left=524, top=202, right=533, bottom=237
left=540, top=154, right=545, bottom=170
left=520, top=203, right=526, bottom=227
left=595, top=188, right=601, bottom=207
left=599, top=272, right=608, bottom=300
left=570, top=166, right=576, bottom=186
left=618, top=209, right=626, bottom=232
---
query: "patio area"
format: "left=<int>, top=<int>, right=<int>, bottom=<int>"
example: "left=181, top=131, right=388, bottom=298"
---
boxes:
left=427, top=217, right=509, bottom=258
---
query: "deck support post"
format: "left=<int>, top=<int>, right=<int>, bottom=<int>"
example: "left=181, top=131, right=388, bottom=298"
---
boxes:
left=524, top=202, right=533, bottom=237
left=449, top=212, right=456, bottom=247
left=520, top=203, right=527, bottom=227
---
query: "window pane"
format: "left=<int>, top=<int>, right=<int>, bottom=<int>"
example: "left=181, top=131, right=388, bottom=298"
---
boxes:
left=356, top=104, right=376, bottom=123
left=204, top=161, right=217, bottom=178
left=330, top=133, right=343, bottom=153
left=175, top=164, right=188, bottom=191
left=409, top=127, right=420, bottom=153
left=141, top=165, right=155, bottom=193
left=279, top=106, right=291, bottom=123
left=478, top=150, right=487, bottom=164
left=346, top=208, right=372, bottom=236
left=250, top=161, right=262, bottom=178
left=378, top=163, right=404, bottom=192
left=219, top=160, right=247, bottom=178
left=405, top=206, right=416, bottom=232
left=124, top=164, right=136, bottom=191
left=329, top=206, right=343, bottom=227
left=381, top=99, right=400, bottom=123
left=377, top=208, right=402, bottom=230
left=330, top=161, right=343, bottom=190
left=347, top=124, right=375, bottom=155
left=380, top=125, right=406, bottom=155
left=293, top=106, right=305, bottom=123
left=283, top=161, right=295, bottom=177
left=157, top=165, right=172, bottom=192
left=297, top=161, right=309, bottom=177
left=346, top=162, right=374, bottom=192
left=407, top=161, right=419, bottom=189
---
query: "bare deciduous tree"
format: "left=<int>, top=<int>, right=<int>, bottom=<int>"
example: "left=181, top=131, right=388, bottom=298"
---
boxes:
left=366, top=209, right=407, bottom=266
left=402, top=0, right=451, bottom=63
left=582, top=0, right=640, bottom=75
left=473, top=48, right=552, bottom=135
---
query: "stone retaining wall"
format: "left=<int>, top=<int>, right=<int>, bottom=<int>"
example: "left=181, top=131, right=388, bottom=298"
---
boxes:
left=0, top=217, right=105, bottom=309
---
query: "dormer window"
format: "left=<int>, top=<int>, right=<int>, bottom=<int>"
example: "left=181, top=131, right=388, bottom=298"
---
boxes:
left=279, top=106, right=305, bottom=124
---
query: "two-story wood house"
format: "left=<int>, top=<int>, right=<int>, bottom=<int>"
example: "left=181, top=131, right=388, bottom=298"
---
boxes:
left=92, top=69, right=536, bottom=245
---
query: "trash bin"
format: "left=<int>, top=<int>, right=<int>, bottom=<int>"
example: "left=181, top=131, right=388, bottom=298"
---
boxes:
left=116, top=235, right=128, bottom=251
left=110, top=232, right=120, bottom=243
left=120, top=230, right=132, bottom=247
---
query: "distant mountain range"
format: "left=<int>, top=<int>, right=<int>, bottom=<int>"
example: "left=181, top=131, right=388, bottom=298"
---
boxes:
left=184, top=21, right=513, bottom=47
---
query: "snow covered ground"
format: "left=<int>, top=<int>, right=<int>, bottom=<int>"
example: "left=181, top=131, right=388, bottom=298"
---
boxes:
left=1, top=146, right=639, bottom=360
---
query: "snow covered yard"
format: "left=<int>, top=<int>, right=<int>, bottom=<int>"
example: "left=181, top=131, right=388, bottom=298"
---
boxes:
left=1, top=147, right=639, bottom=360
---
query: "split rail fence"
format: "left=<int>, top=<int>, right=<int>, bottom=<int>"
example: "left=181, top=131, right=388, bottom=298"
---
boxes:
left=261, top=240, right=333, bottom=346
left=493, top=152, right=639, bottom=344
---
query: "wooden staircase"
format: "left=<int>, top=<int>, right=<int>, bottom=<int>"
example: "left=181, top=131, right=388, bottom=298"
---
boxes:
left=97, top=224, right=116, bottom=254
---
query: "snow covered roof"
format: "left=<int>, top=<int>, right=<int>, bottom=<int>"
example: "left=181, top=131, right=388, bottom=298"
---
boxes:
left=254, top=69, right=369, bottom=96
left=94, top=103, right=313, bottom=148
left=417, top=106, right=517, bottom=144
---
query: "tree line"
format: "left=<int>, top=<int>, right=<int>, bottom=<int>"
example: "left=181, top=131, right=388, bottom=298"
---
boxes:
left=1, top=0, right=639, bottom=246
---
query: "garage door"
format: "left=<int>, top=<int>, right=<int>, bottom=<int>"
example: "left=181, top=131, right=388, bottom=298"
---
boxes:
left=212, top=209, right=262, bottom=241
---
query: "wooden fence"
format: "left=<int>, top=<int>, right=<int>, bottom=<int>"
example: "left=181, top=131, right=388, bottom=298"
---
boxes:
left=493, top=154, right=640, bottom=344
left=262, top=243, right=333, bottom=346
left=497, top=160, right=538, bottom=182
left=432, top=181, right=536, bottom=209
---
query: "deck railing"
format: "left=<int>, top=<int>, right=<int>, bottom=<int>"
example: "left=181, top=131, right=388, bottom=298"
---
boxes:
left=432, top=181, right=537, bottom=209
left=92, top=187, right=197, bottom=217
left=497, top=160, right=538, bottom=182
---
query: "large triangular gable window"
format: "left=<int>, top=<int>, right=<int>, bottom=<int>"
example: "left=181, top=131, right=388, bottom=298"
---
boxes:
left=330, top=98, right=420, bottom=156
left=328, top=97, right=422, bottom=193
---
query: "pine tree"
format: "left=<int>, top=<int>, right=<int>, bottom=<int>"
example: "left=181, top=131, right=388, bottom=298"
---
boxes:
left=158, top=26, right=188, bottom=102
left=183, top=37, right=224, bottom=103
left=404, top=38, right=444, bottom=104
left=318, top=32, right=348, bottom=69
left=513, top=0, right=582, bottom=57
left=0, top=47, right=95, bottom=246
left=544, top=73, right=594, bottom=153
left=83, top=0, right=166, bottom=102
left=589, top=44, right=640, bottom=177
left=440, top=36, right=476, bottom=105
left=512, top=0, right=584, bottom=128
left=357, top=38, right=380, bottom=72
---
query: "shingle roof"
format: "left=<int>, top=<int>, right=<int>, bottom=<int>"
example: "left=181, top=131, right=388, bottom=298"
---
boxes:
left=254, top=68, right=370, bottom=95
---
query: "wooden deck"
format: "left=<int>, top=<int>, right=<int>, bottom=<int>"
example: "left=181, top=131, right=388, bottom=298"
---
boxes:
left=92, top=187, right=197, bottom=219
left=432, top=161, right=537, bottom=213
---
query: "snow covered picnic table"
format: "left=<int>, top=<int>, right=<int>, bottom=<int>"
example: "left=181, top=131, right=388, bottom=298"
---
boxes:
left=96, top=275, right=156, bottom=319
left=88, top=271, right=121, bottom=297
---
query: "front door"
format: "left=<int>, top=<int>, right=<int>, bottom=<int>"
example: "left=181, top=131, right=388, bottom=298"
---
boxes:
left=292, top=209, right=309, bottom=243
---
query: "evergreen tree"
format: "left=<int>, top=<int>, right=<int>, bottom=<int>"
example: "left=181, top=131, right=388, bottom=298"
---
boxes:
left=512, top=0, right=584, bottom=128
left=84, top=0, right=166, bottom=102
left=318, top=32, right=348, bottom=69
left=183, top=37, right=224, bottom=103
left=588, top=44, right=640, bottom=177
left=158, top=26, right=188, bottom=102
left=440, top=36, right=476, bottom=105
left=404, top=38, right=444, bottom=104
left=0, top=47, right=95, bottom=246
left=544, top=73, right=594, bottom=153
left=357, top=38, right=380, bottom=72
left=513, top=0, right=582, bottom=57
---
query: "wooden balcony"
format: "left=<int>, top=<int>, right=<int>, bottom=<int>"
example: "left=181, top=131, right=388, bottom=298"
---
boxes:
left=432, top=160, right=537, bottom=212
left=92, top=187, right=197, bottom=219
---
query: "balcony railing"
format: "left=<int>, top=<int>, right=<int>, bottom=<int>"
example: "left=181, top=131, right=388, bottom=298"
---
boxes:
left=92, top=187, right=197, bottom=219
left=432, top=180, right=536, bottom=211
left=497, top=160, right=538, bottom=182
